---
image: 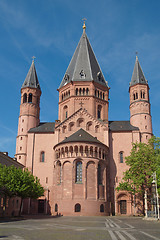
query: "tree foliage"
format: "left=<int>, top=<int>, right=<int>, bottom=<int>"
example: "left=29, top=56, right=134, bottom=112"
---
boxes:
left=117, top=136, right=160, bottom=196
left=0, top=164, right=44, bottom=199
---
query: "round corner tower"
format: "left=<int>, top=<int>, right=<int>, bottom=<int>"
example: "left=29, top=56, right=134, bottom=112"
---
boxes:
left=129, top=56, right=152, bottom=142
left=15, top=60, right=41, bottom=166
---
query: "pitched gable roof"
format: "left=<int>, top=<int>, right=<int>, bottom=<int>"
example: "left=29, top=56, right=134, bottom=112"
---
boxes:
left=109, top=121, right=139, bottom=132
left=28, top=122, right=55, bottom=133
left=55, top=128, right=104, bottom=147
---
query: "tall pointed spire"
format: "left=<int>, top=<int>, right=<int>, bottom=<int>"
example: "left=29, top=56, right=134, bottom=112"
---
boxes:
left=130, top=56, right=148, bottom=87
left=59, top=24, right=108, bottom=89
left=21, top=60, right=41, bottom=90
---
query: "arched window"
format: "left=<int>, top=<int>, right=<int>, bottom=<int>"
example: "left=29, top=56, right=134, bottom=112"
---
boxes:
left=100, top=92, right=102, bottom=99
left=95, top=147, right=98, bottom=158
left=133, top=93, right=136, bottom=100
left=100, top=204, right=104, bottom=212
left=119, top=152, right=123, bottom=163
left=62, top=126, right=67, bottom=133
left=90, top=146, right=93, bottom=157
left=95, top=89, right=97, bottom=97
left=68, top=90, right=70, bottom=97
left=80, top=146, right=83, bottom=156
left=86, top=88, right=89, bottom=95
left=75, top=203, right=81, bottom=212
left=141, top=90, right=145, bottom=99
left=62, top=94, right=63, bottom=101
left=98, top=163, right=102, bottom=185
left=79, top=88, right=82, bottom=95
left=103, top=93, right=105, bottom=100
left=69, top=146, right=73, bottom=157
left=143, top=92, right=145, bottom=99
left=69, top=122, right=74, bottom=131
left=65, top=147, right=68, bottom=157
left=63, top=105, right=68, bottom=120
left=83, top=88, right=85, bottom=95
left=57, top=161, right=61, bottom=184
left=95, top=125, right=100, bottom=133
left=40, top=151, right=45, bottom=162
left=97, top=105, right=102, bottom=119
left=136, top=92, right=138, bottom=99
left=23, top=93, right=27, bottom=103
left=55, top=203, right=58, bottom=212
left=97, top=91, right=99, bottom=98
left=76, top=161, right=82, bottom=183
left=85, top=146, right=88, bottom=156
left=77, top=118, right=84, bottom=127
left=74, top=146, right=78, bottom=156
left=86, top=121, right=92, bottom=131
left=28, top=93, right=32, bottom=103
left=76, top=88, right=78, bottom=96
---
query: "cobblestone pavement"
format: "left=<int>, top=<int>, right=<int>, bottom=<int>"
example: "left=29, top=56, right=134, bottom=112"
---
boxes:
left=0, top=216, right=160, bottom=240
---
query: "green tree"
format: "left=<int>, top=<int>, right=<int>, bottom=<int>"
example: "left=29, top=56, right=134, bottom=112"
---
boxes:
left=0, top=164, right=44, bottom=215
left=116, top=136, right=160, bottom=214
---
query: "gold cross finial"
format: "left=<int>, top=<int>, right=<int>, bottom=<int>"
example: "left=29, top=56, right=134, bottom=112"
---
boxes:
left=32, top=56, right=36, bottom=63
left=82, top=18, right=87, bottom=31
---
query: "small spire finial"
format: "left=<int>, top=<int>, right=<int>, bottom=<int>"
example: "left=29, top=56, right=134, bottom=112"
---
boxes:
left=32, top=56, right=36, bottom=63
left=135, top=51, right=138, bottom=61
left=82, top=18, right=87, bottom=32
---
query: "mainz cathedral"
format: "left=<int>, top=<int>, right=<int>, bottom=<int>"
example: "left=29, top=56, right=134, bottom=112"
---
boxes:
left=15, top=22, right=152, bottom=216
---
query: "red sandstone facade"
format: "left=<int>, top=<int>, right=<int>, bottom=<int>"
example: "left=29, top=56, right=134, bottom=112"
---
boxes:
left=15, top=26, right=152, bottom=216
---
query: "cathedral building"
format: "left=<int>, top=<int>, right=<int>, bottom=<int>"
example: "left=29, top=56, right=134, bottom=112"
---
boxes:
left=15, top=23, right=152, bottom=216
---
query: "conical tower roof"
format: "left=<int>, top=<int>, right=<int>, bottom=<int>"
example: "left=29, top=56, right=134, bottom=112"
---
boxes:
left=21, top=60, right=41, bottom=90
left=59, top=25, right=108, bottom=89
left=130, top=56, right=148, bottom=87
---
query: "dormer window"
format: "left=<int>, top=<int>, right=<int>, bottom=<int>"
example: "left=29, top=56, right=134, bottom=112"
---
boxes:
left=80, top=70, right=86, bottom=79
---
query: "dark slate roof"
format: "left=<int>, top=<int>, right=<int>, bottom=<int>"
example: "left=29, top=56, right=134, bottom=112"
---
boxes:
left=28, top=122, right=55, bottom=133
left=56, top=128, right=104, bottom=146
left=0, top=152, right=24, bottom=168
left=130, top=56, right=148, bottom=87
left=109, top=121, right=139, bottom=132
left=59, top=28, right=108, bottom=89
left=21, top=61, right=41, bottom=90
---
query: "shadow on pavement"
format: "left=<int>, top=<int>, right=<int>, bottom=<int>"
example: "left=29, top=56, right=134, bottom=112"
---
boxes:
left=0, top=214, right=62, bottom=223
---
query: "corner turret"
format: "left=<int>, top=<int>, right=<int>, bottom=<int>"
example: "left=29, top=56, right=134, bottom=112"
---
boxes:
left=129, top=56, right=152, bottom=142
left=15, top=60, right=41, bottom=165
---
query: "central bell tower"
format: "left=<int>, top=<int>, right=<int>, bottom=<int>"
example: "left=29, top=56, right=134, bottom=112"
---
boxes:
left=58, top=22, right=109, bottom=123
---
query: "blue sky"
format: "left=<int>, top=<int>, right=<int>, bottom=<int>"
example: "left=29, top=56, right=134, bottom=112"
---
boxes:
left=0, top=0, right=160, bottom=157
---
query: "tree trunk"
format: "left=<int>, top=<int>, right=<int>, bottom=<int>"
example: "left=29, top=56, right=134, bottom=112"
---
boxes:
left=19, top=198, right=23, bottom=216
